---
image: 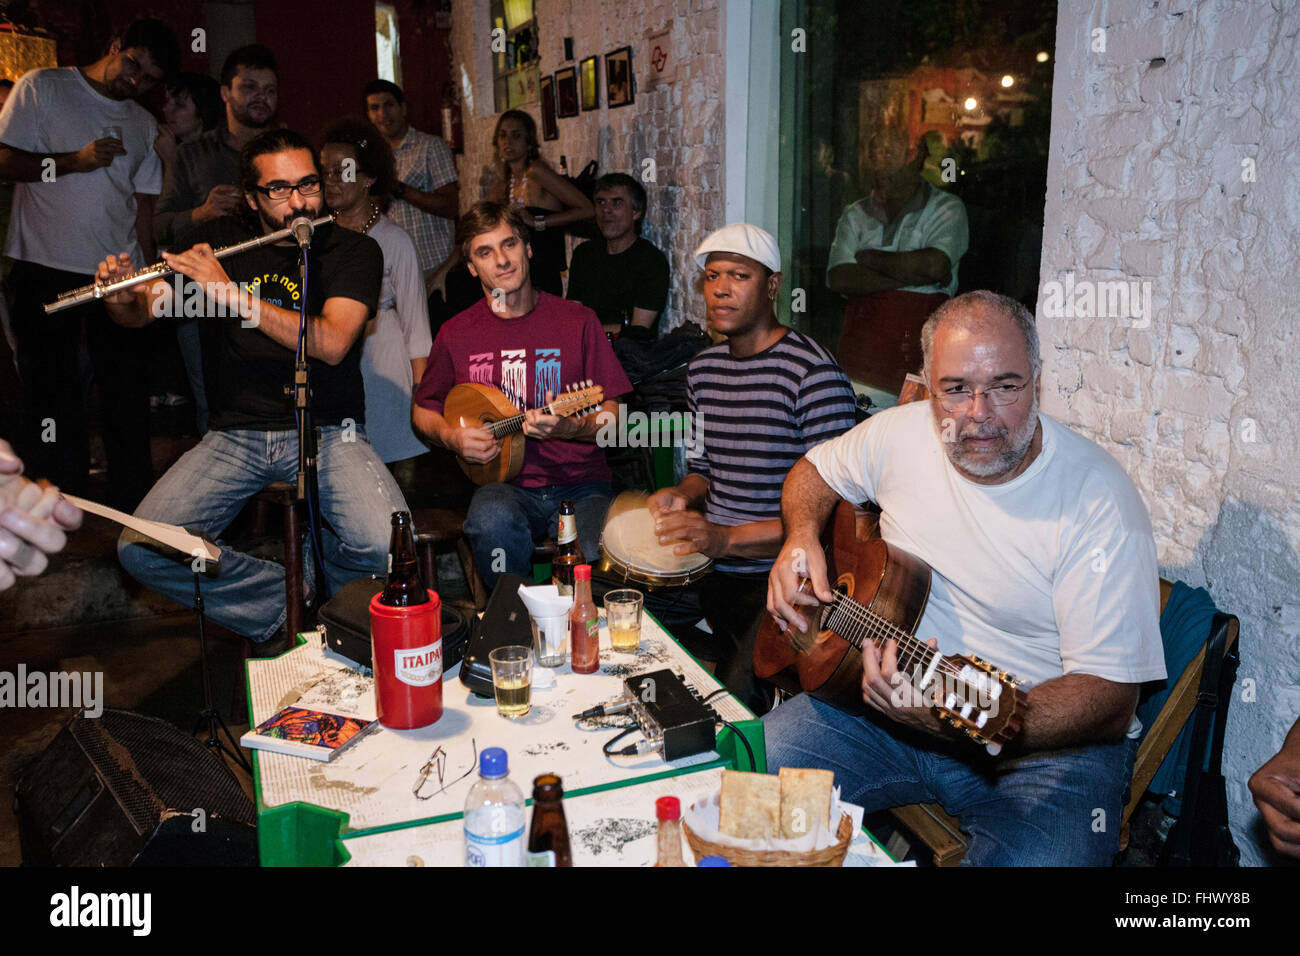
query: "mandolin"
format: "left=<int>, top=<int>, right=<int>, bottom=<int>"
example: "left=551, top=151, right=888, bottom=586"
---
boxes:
left=443, top=381, right=606, bottom=485
left=753, top=501, right=1028, bottom=754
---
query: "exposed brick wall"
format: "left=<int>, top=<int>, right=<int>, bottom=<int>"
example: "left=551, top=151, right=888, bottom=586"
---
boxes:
left=1043, top=0, right=1300, bottom=865
left=450, top=0, right=725, bottom=331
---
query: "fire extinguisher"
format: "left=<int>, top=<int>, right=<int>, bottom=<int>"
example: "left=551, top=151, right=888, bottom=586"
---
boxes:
left=441, top=82, right=463, bottom=153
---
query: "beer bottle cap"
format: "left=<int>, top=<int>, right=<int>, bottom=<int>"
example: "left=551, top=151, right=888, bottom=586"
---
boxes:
left=656, top=796, right=680, bottom=821
left=575, top=564, right=591, bottom=581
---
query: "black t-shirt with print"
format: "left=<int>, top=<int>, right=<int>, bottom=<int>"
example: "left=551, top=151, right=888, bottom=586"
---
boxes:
left=180, top=218, right=381, bottom=431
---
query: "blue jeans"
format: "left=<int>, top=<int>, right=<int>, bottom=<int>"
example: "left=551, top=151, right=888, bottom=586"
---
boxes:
left=464, top=481, right=613, bottom=589
left=763, top=693, right=1136, bottom=866
left=118, top=426, right=408, bottom=642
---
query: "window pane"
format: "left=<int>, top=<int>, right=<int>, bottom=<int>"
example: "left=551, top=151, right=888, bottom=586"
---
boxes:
left=375, top=2, right=402, bottom=85
left=780, top=0, right=1056, bottom=403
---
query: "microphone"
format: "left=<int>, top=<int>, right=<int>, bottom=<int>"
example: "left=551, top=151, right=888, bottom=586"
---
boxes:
left=290, top=216, right=314, bottom=250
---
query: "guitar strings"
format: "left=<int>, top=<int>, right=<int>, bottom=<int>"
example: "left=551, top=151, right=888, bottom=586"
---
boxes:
left=821, top=591, right=971, bottom=681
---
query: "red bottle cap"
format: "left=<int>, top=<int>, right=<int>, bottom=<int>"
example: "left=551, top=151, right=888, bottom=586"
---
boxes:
left=575, top=564, right=591, bottom=581
left=656, top=796, right=681, bottom=821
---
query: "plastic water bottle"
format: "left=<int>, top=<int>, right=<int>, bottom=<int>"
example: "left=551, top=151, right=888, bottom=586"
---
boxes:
left=464, top=747, right=526, bottom=867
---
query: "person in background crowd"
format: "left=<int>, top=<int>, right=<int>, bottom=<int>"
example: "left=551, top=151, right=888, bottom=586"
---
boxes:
left=363, top=79, right=459, bottom=312
left=0, top=18, right=179, bottom=511
left=487, top=109, right=591, bottom=297
left=566, top=172, right=669, bottom=342
left=155, top=45, right=280, bottom=436
left=321, top=118, right=431, bottom=487
left=156, top=72, right=222, bottom=209
left=827, top=128, right=968, bottom=400
left=150, top=71, right=221, bottom=413
left=0, top=438, right=83, bottom=592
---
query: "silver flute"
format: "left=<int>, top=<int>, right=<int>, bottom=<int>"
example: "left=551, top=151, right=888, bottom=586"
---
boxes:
left=43, top=212, right=336, bottom=314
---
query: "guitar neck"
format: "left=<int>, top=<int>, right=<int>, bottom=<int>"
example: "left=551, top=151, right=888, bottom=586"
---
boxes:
left=823, top=592, right=942, bottom=685
left=485, top=389, right=600, bottom=438
left=487, top=411, right=527, bottom=438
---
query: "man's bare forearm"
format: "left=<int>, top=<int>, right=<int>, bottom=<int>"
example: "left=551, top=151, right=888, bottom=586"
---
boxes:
left=781, top=457, right=841, bottom=540
left=858, top=247, right=951, bottom=286
left=403, top=182, right=459, bottom=220
left=412, top=404, right=454, bottom=447
left=1010, top=674, right=1139, bottom=753
left=0, top=146, right=87, bottom=182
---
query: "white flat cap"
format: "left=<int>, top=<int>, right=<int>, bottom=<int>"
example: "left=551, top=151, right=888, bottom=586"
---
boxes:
left=694, top=223, right=781, bottom=273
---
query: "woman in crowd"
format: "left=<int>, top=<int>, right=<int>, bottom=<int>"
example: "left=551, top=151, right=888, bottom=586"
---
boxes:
left=321, top=119, right=431, bottom=487
left=487, top=109, right=592, bottom=296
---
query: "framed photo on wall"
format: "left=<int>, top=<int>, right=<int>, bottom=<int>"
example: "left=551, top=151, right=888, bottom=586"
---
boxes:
left=540, top=74, right=559, bottom=140
left=606, top=46, right=633, bottom=108
left=555, top=65, right=579, bottom=118
left=580, top=55, right=600, bottom=111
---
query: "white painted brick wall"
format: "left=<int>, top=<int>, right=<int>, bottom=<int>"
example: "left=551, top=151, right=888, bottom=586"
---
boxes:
left=1044, top=0, right=1300, bottom=865
left=450, top=0, right=726, bottom=331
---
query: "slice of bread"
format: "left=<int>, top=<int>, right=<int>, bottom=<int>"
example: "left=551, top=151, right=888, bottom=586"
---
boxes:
left=779, top=767, right=834, bottom=838
left=718, top=770, right=781, bottom=840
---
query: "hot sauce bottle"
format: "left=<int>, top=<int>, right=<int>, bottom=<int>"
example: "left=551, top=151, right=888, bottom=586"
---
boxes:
left=569, top=564, right=599, bottom=674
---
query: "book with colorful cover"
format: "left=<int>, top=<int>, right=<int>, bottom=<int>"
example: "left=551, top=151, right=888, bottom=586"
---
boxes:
left=241, top=668, right=378, bottom=761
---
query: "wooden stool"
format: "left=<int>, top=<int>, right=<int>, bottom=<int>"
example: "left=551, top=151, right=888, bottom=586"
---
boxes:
left=252, top=481, right=305, bottom=640
left=411, top=507, right=489, bottom=611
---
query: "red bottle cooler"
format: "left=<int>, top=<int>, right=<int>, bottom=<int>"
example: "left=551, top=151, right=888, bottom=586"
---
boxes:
left=369, top=590, right=443, bottom=729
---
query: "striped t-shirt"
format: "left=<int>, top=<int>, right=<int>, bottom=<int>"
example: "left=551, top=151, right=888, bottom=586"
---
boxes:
left=687, top=329, right=857, bottom=573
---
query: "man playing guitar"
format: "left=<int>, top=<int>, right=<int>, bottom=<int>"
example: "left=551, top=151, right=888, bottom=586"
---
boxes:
left=765, top=290, right=1166, bottom=865
left=412, top=201, right=630, bottom=587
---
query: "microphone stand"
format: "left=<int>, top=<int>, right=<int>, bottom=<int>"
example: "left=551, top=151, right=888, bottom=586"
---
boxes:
left=291, top=227, right=330, bottom=613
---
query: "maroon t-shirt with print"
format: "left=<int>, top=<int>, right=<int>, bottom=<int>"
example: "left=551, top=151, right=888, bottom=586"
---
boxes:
left=414, top=292, right=632, bottom=488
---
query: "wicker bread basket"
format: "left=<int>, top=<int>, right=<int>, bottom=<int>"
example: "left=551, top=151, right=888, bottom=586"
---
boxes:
left=683, top=811, right=854, bottom=867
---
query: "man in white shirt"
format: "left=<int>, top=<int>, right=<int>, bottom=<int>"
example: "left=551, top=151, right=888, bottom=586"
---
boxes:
left=827, top=130, right=969, bottom=398
left=0, top=18, right=178, bottom=509
left=764, top=290, right=1166, bottom=865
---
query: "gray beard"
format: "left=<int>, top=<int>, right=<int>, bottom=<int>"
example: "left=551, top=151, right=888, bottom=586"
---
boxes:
left=937, top=391, right=1039, bottom=479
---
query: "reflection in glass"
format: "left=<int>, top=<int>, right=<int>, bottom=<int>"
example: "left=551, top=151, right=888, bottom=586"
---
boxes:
left=780, top=0, right=1056, bottom=405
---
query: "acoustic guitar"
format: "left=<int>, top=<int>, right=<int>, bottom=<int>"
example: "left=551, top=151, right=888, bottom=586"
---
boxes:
left=753, top=501, right=1028, bottom=754
left=443, top=381, right=605, bottom=485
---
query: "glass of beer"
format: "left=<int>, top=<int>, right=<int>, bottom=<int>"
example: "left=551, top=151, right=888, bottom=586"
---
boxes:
left=489, top=646, right=533, bottom=718
left=604, top=589, right=644, bottom=652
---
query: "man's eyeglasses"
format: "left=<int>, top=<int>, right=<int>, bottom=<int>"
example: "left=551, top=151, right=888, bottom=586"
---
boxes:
left=251, top=177, right=323, bottom=201
left=936, top=382, right=1029, bottom=412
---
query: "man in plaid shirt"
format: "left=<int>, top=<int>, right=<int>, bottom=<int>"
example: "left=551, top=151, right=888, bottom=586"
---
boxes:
left=364, top=79, right=459, bottom=293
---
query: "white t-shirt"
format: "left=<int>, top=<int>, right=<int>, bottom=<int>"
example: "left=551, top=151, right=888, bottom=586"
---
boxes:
left=826, top=182, right=969, bottom=296
left=807, top=402, right=1165, bottom=734
left=0, top=67, right=162, bottom=272
left=359, top=216, right=432, bottom=463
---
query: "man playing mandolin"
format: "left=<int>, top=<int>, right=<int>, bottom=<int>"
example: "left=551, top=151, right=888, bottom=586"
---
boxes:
left=764, top=290, right=1166, bottom=866
left=412, top=201, right=630, bottom=587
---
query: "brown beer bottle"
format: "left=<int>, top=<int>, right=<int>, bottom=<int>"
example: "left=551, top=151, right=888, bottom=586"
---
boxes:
left=526, top=773, right=573, bottom=866
left=380, top=511, right=429, bottom=606
left=552, top=500, right=583, bottom=597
